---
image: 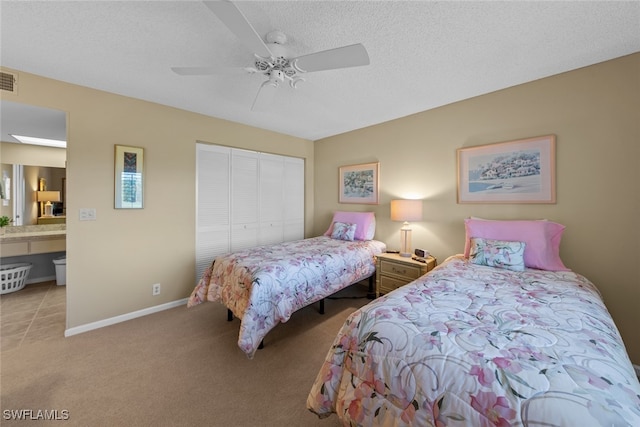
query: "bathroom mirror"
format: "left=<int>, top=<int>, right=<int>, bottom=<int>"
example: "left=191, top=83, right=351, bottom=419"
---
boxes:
left=0, top=101, right=66, bottom=225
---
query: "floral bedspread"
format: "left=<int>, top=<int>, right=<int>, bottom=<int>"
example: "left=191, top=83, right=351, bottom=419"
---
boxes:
left=188, top=236, right=386, bottom=358
left=307, top=255, right=640, bottom=426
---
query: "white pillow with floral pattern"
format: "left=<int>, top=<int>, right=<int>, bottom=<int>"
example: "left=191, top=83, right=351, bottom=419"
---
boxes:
left=331, top=222, right=357, bottom=241
left=469, top=237, right=526, bottom=271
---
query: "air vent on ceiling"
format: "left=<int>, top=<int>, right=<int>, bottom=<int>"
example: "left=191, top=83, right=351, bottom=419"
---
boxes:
left=0, top=71, right=18, bottom=94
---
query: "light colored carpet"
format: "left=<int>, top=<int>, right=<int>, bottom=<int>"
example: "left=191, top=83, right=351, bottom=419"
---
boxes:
left=1, top=283, right=372, bottom=426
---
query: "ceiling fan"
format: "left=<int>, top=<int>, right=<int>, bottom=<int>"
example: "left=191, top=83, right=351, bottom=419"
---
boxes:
left=171, top=0, right=370, bottom=111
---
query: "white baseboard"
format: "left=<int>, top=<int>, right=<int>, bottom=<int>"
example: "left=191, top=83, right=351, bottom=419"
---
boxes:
left=64, top=298, right=188, bottom=337
left=26, top=275, right=56, bottom=285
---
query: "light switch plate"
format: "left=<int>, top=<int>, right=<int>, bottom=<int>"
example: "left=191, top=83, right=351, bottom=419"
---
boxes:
left=79, top=208, right=96, bottom=221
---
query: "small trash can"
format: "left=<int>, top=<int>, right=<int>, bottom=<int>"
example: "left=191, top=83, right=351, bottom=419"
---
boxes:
left=53, top=256, right=66, bottom=286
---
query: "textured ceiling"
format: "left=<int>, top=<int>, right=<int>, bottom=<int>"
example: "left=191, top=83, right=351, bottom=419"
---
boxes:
left=0, top=101, right=66, bottom=145
left=1, top=1, right=639, bottom=142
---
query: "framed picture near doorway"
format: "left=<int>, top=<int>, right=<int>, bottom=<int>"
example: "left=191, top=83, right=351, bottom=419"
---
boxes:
left=114, top=145, right=144, bottom=209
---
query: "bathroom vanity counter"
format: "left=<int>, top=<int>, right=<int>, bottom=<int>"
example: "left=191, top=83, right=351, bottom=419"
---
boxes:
left=1, top=229, right=66, bottom=241
left=0, top=226, right=66, bottom=257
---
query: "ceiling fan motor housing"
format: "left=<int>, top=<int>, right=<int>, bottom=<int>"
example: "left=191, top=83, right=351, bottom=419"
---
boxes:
left=265, top=30, right=287, bottom=45
left=255, top=41, right=297, bottom=78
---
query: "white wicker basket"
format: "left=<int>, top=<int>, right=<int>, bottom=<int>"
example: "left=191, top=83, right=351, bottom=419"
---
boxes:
left=0, top=263, right=33, bottom=295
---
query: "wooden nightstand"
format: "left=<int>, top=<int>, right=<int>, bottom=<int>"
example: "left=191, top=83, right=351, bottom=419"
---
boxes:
left=375, top=252, right=437, bottom=297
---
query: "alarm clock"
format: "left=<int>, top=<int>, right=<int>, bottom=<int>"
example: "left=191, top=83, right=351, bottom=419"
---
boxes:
left=414, top=248, right=429, bottom=258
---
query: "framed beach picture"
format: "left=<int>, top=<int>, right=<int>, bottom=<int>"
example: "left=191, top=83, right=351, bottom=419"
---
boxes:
left=339, top=162, right=379, bottom=204
left=114, top=144, right=144, bottom=209
left=457, top=135, right=556, bottom=204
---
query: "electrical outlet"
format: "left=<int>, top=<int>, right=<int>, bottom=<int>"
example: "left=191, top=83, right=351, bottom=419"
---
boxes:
left=152, top=283, right=161, bottom=296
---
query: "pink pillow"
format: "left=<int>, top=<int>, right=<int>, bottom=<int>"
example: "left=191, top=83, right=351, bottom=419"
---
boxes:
left=463, top=218, right=570, bottom=271
left=324, top=211, right=375, bottom=241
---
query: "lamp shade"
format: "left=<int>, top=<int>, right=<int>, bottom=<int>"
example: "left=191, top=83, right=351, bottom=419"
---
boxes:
left=390, top=199, right=423, bottom=222
left=37, top=191, right=61, bottom=202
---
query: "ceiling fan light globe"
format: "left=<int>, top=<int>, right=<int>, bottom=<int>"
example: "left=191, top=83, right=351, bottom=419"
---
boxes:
left=255, top=58, right=271, bottom=71
left=273, top=56, right=289, bottom=68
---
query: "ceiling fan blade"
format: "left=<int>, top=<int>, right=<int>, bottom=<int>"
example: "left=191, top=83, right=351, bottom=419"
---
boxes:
left=171, top=66, right=250, bottom=76
left=251, top=81, right=278, bottom=111
left=203, top=0, right=272, bottom=58
left=291, top=43, right=370, bottom=73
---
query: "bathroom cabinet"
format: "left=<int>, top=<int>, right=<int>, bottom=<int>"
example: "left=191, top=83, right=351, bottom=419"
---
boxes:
left=0, top=231, right=66, bottom=257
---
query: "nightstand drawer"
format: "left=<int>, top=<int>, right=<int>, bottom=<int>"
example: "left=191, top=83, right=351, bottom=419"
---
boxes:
left=380, top=259, right=423, bottom=280
left=379, top=275, right=412, bottom=294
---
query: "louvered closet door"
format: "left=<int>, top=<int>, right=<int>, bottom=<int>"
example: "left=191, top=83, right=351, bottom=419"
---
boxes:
left=231, top=149, right=259, bottom=252
left=259, top=153, right=285, bottom=245
left=196, top=144, right=305, bottom=283
left=283, top=156, right=304, bottom=241
left=195, top=144, right=230, bottom=283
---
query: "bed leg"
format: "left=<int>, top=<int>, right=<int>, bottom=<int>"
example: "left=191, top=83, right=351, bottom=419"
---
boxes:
left=227, top=309, right=233, bottom=321
left=367, top=275, right=376, bottom=299
left=319, top=298, right=325, bottom=315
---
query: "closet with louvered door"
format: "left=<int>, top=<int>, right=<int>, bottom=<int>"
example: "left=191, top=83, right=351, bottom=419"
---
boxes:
left=195, top=144, right=231, bottom=282
left=259, top=153, right=285, bottom=246
left=195, top=143, right=304, bottom=283
left=230, top=149, right=259, bottom=252
left=283, top=156, right=304, bottom=242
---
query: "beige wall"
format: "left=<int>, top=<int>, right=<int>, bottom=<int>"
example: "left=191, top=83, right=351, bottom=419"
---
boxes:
left=1, top=68, right=314, bottom=332
left=314, top=53, right=640, bottom=364
left=2, top=53, right=638, bottom=365
left=1, top=141, right=66, bottom=168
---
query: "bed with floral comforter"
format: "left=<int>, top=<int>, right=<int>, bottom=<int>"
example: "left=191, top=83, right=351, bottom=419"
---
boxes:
left=307, top=255, right=640, bottom=426
left=188, top=236, right=386, bottom=358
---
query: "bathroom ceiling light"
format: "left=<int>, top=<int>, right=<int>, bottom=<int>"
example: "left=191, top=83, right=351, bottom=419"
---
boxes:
left=10, top=134, right=66, bottom=148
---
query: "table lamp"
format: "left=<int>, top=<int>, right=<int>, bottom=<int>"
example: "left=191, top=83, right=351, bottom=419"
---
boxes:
left=37, top=191, right=61, bottom=217
left=390, top=199, right=423, bottom=257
